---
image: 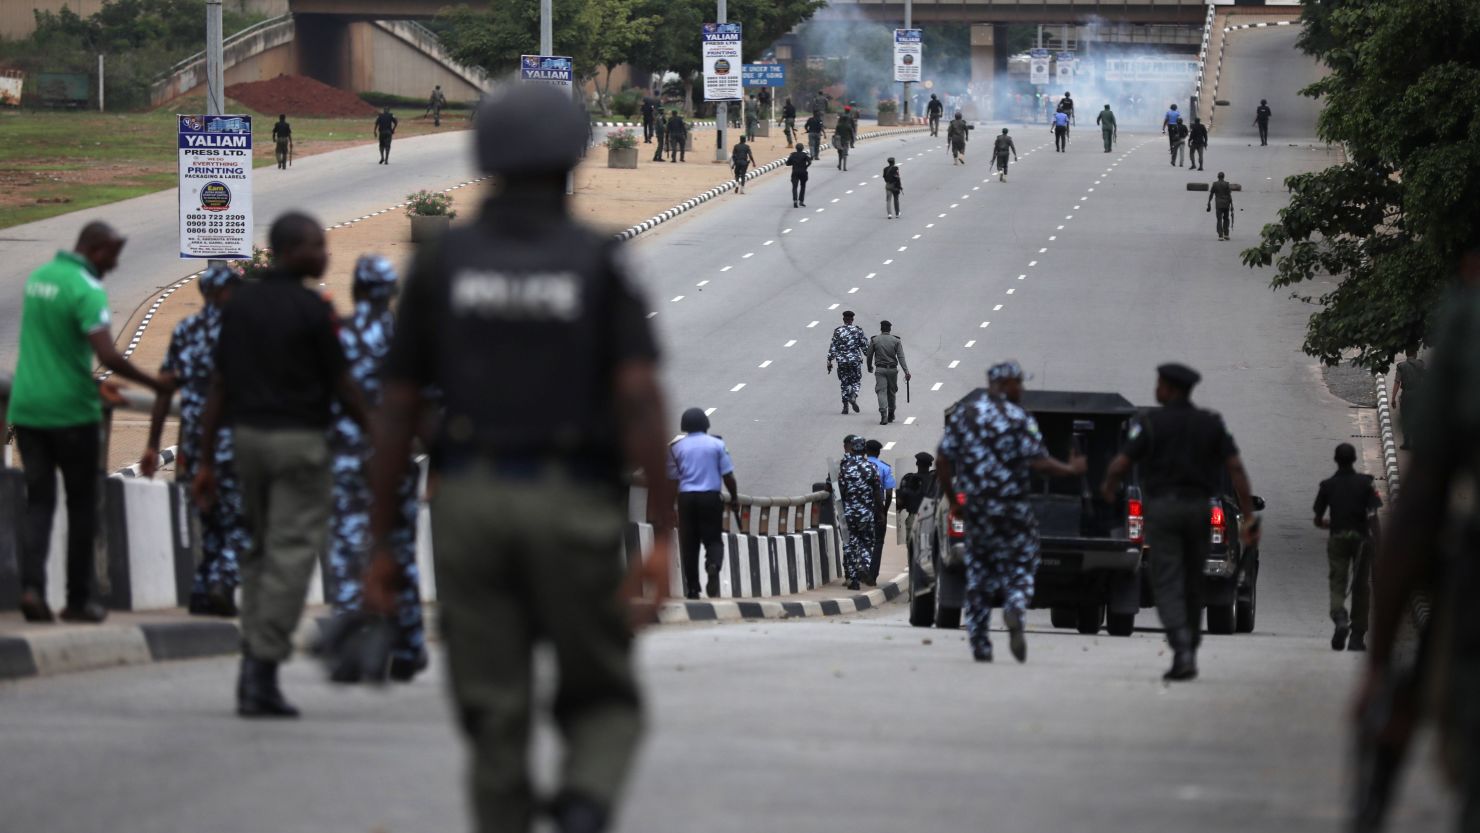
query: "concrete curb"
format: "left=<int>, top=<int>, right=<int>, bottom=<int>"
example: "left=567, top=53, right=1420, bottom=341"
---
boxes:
left=1223, top=20, right=1295, bottom=33
left=1375, top=373, right=1430, bottom=631
left=592, top=120, right=716, bottom=129
left=656, top=572, right=906, bottom=624
left=612, top=125, right=931, bottom=243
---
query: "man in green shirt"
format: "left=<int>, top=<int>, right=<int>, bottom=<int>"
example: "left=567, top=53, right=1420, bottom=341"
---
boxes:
left=8, top=221, right=163, bottom=622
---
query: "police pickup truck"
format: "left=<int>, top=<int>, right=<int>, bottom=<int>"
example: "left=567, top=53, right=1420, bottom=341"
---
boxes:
left=908, top=389, right=1262, bottom=637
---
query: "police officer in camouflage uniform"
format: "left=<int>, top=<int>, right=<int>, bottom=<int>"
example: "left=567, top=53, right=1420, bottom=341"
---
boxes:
left=838, top=434, right=882, bottom=591
left=826, top=310, right=869, bottom=414
left=1101, top=363, right=1259, bottom=682
left=326, top=254, right=427, bottom=681
left=937, top=361, right=1085, bottom=663
left=142, top=263, right=249, bottom=617
left=866, top=320, right=910, bottom=424
left=364, top=82, right=675, bottom=833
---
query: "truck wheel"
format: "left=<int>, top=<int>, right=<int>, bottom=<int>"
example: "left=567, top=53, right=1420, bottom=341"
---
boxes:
left=910, top=589, right=935, bottom=627
left=1076, top=604, right=1103, bottom=635
left=1049, top=607, right=1079, bottom=629
left=1236, top=583, right=1257, bottom=634
left=935, top=603, right=961, bottom=630
left=1206, top=604, right=1235, bottom=635
left=1106, top=612, right=1135, bottom=637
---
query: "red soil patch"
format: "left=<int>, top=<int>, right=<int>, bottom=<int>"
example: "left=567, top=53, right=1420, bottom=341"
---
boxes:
left=225, top=74, right=377, bottom=118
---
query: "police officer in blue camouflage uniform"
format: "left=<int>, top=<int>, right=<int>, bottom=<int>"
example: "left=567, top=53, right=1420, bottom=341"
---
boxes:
left=826, top=310, right=869, bottom=415
left=838, top=434, right=882, bottom=590
left=327, top=254, right=427, bottom=681
left=142, top=263, right=250, bottom=617
left=937, top=361, right=1084, bottom=663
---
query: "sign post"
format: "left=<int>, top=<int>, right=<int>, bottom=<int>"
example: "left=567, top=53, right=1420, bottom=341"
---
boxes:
left=704, top=21, right=742, bottom=162
left=894, top=28, right=921, bottom=121
left=178, top=115, right=253, bottom=261
left=519, top=54, right=574, bottom=88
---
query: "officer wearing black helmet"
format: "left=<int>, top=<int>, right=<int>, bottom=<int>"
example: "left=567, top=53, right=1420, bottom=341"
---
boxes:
left=364, top=81, right=675, bottom=833
left=1100, top=363, right=1260, bottom=683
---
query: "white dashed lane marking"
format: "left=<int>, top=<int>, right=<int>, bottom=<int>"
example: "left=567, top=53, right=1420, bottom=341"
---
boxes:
left=828, top=303, right=840, bottom=310
left=730, top=383, right=746, bottom=392
left=704, top=407, right=717, bottom=416
left=742, top=252, right=754, bottom=259
left=931, top=382, right=944, bottom=391
left=865, top=272, right=877, bottom=280
left=904, top=416, right=917, bottom=425
left=758, top=360, right=772, bottom=368
left=671, top=295, right=685, bottom=303
left=721, top=266, right=733, bottom=272
left=807, top=320, right=820, bottom=328
left=948, top=360, right=960, bottom=369
left=697, top=280, right=709, bottom=287
left=785, top=339, right=797, bottom=347
left=993, top=304, right=1004, bottom=311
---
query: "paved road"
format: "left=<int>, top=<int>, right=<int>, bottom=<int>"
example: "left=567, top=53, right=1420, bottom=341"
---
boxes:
left=0, top=27, right=1456, bottom=832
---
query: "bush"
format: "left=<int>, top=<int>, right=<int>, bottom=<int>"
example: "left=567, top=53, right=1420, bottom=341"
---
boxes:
left=405, top=190, right=457, bottom=219
left=604, top=127, right=638, bottom=150
left=877, top=99, right=898, bottom=114
left=610, top=88, right=642, bottom=118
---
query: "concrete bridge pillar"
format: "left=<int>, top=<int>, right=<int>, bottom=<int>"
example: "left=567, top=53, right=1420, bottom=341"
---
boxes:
left=293, top=13, right=352, bottom=89
left=969, top=23, right=1007, bottom=122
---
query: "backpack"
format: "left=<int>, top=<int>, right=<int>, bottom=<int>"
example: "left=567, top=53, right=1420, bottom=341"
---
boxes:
left=898, top=471, right=928, bottom=514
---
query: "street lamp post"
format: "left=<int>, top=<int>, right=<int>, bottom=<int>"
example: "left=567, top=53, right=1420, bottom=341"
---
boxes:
left=205, top=0, right=225, bottom=270
left=715, top=0, right=728, bottom=163
left=901, top=0, right=912, bottom=120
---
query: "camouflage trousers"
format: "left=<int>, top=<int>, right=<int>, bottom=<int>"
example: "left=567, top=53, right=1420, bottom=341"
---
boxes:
left=327, top=441, right=425, bottom=662
left=962, top=501, right=1040, bottom=652
left=842, top=502, right=876, bottom=583
left=185, top=428, right=248, bottom=595
left=836, top=361, right=863, bottom=406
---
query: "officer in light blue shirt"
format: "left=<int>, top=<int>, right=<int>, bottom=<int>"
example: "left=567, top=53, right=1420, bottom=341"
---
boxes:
left=863, top=439, right=896, bottom=585
left=667, top=408, right=740, bottom=599
left=1052, top=110, right=1070, bottom=153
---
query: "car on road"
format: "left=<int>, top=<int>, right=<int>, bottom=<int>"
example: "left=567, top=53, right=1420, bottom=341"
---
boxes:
left=908, top=389, right=1263, bottom=638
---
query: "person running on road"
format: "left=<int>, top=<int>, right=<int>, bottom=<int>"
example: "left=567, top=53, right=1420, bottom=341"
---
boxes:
left=948, top=112, right=970, bottom=164
left=731, top=135, right=754, bottom=194
left=374, top=107, right=398, bottom=164
left=782, top=97, right=797, bottom=145
left=1254, top=98, right=1272, bottom=146
left=786, top=142, right=811, bottom=207
left=1052, top=109, right=1070, bottom=153
left=1189, top=117, right=1209, bottom=171
left=883, top=157, right=902, bottom=219
left=1313, top=442, right=1382, bottom=652
left=938, top=361, right=1085, bottom=664
left=272, top=114, right=292, bottom=169
left=10, top=222, right=165, bottom=624
left=826, top=310, right=869, bottom=414
left=926, top=94, right=944, bottom=136
left=1057, top=91, right=1075, bottom=125
left=833, top=111, right=855, bottom=171
left=1096, top=104, right=1116, bottom=153
left=1162, top=103, right=1182, bottom=164
left=838, top=434, right=882, bottom=591
left=993, top=128, right=1017, bottom=181
left=426, top=85, right=446, bottom=127
left=805, top=109, right=826, bottom=161
left=1208, top=171, right=1234, bottom=240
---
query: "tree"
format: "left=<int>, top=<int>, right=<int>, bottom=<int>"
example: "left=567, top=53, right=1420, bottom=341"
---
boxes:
left=577, top=0, right=660, bottom=106
left=1240, top=0, right=1480, bottom=371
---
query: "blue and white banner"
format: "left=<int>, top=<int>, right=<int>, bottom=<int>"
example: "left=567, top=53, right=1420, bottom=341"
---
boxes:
left=703, top=22, right=743, bottom=101
left=177, top=114, right=253, bottom=260
left=1029, top=48, right=1051, bottom=85
left=519, top=54, right=574, bottom=88
left=743, top=63, right=786, bottom=87
left=894, top=29, right=922, bottom=83
left=1056, top=51, right=1076, bottom=85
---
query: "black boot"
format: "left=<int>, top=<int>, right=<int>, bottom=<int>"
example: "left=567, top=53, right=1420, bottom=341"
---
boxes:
left=238, top=655, right=300, bottom=718
left=879, top=413, right=888, bottom=425
left=1164, top=627, right=1198, bottom=681
left=1005, top=609, right=1028, bottom=664
left=549, top=791, right=610, bottom=833
left=705, top=565, right=722, bottom=599
left=973, top=640, right=993, bottom=663
left=389, top=647, right=430, bottom=682
left=1347, top=631, right=1367, bottom=652
left=206, top=582, right=238, bottom=617
left=1332, top=613, right=1350, bottom=651
left=887, top=410, right=895, bottom=423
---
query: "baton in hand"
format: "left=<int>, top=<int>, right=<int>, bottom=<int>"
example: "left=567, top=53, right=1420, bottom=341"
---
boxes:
left=906, top=376, right=911, bottom=403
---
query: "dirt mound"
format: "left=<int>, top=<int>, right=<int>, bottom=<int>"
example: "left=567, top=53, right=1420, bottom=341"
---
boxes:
left=226, top=74, right=377, bottom=118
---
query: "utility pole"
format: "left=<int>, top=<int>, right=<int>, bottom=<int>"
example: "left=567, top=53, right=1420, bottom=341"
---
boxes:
left=97, top=54, right=104, bottom=112
left=205, top=0, right=225, bottom=117
left=901, top=0, right=911, bottom=119
left=714, top=0, right=728, bottom=163
left=538, top=0, right=573, bottom=195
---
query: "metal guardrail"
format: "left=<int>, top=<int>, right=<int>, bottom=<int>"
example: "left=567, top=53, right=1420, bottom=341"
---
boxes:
left=159, top=14, right=293, bottom=80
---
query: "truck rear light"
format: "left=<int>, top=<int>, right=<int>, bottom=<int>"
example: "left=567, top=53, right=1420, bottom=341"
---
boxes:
left=1127, top=498, right=1144, bottom=545
left=950, top=493, right=966, bottom=539
left=1210, top=505, right=1226, bottom=545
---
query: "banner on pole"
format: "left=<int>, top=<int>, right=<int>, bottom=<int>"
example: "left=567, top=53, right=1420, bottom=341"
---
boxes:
left=520, top=55, right=574, bottom=88
left=742, top=63, right=786, bottom=87
left=177, top=114, right=252, bottom=260
left=893, top=29, right=922, bottom=83
left=702, top=22, right=743, bottom=101
left=1056, top=51, right=1075, bottom=85
left=1029, top=48, right=1050, bottom=86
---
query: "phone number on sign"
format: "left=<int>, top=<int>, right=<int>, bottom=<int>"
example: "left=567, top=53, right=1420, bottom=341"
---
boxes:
left=184, top=215, right=248, bottom=233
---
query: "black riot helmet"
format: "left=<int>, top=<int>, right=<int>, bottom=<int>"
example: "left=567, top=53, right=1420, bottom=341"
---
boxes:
left=475, top=83, right=588, bottom=176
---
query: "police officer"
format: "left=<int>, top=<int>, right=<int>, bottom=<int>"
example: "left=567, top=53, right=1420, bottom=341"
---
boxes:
left=866, top=320, right=910, bottom=423
left=325, top=255, right=427, bottom=681
left=948, top=112, right=970, bottom=163
left=640, top=97, right=656, bottom=143
left=826, top=310, right=868, bottom=414
left=846, top=102, right=859, bottom=148
left=1188, top=117, right=1209, bottom=171
left=863, top=439, right=895, bottom=585
left=1207, top=171, right=1234, bottom=240
left=757, top=86, right=772, bottom=121
left=1313, top=443, right=1381, bottom=651
left=731, top=135, right=754, bottom=194
left=427, top=84, right=447, bottom=127
left=142, top=264, right=248, bottom=617
left=668, top=408, right=740, bottom=599
left=1100, top=363, right=1260, bottom=682
left=364, top=82, right=674, bottom=833
left=666, top=110, right=688, bottom=162
left=1057, top=91, right=1075, bottom=125
left=926, top=94, right=944, bottom=136
left=938, top=361, right=1085, bottom=663
left=1096, top=104, right=1116, bottom=153
left=832, top=110, right=854, bottom=171
left=838, top=435, right=882, bottom=591
left=781, top=97, right=797, bottom=145
left=786, top=142, right=811, bottom=207
left=804, top=109, right=826, bottom=161
left=992, top=128, right=1017, bottom=182
left=373, top=107, right=398, bottom=164
left=1253, top=98, right=1272, bottom=146
left=271, top=114, right=292, bottom=169
left=1051, top=108, right=1070, bottom=153
left=898, top=452, right=935, bottom=552
left=883, top=157, right=902, bottom=219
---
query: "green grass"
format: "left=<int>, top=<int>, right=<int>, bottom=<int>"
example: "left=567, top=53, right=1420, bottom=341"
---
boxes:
left=0, top=99, right=467, bottom=229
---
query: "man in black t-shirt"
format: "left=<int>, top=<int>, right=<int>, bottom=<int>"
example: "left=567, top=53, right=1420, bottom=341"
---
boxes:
left=365, top=82, right=675, bottom=833
left=194, top=212, right=368, bottom=718
left=785, top=142, right=811, bottom=207
left=1313, top=443, right=1382, bottom=651
left=373, top=107, right=398, bottom=164
left=271, top=114, right=292, bottom=169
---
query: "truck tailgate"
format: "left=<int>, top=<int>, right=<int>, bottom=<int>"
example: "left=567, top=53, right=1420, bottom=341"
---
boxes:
left=1038, top=536, right=1141, bottom=573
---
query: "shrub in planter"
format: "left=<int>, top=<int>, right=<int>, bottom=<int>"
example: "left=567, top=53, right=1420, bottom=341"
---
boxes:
left=406, top=190, right=457, bottom=243
left=605, top=127, right=639, bottom=168
left=877, top=98, right=899, bottom=126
